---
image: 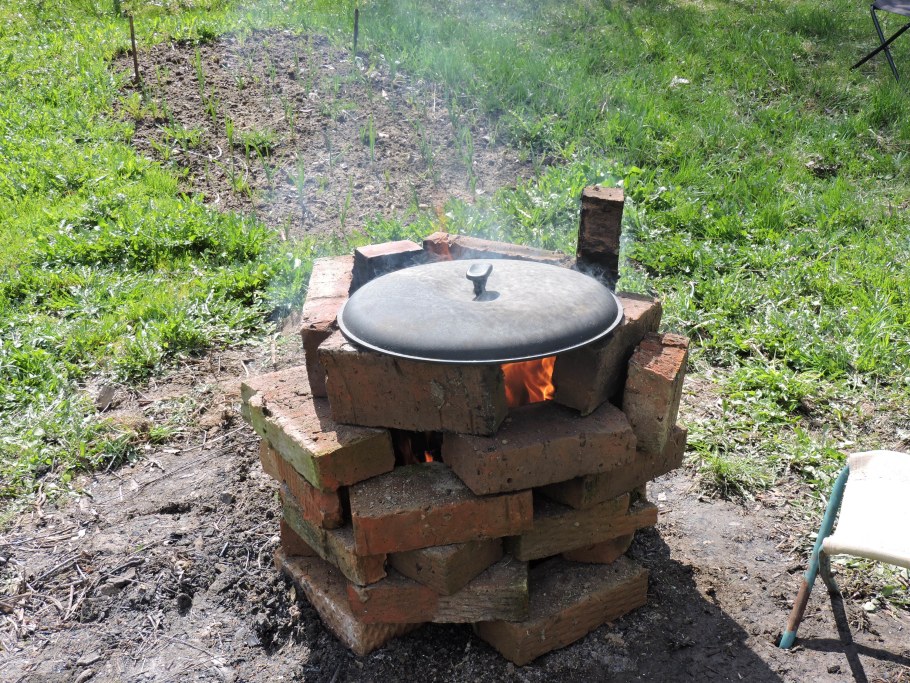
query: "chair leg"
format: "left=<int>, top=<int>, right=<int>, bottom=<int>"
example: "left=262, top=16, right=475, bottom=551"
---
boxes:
left=873, top=8, right=901, bottom=81
left=779, top=466, right=850, bottom=649
left=819, top=551, right=840, bottom=596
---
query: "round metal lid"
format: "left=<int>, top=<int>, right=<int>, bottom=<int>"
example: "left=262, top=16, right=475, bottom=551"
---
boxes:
left=337, top=259, right=623, bottom=364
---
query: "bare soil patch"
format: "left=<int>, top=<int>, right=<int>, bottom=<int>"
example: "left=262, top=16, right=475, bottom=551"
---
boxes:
left=119, top=29, right=531, bottom=238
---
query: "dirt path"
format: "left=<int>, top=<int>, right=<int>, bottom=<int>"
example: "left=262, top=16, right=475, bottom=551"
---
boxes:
left=1, top=341, right=907, bottom=682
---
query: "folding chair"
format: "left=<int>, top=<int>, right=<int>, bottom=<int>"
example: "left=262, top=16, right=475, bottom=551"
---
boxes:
left=779, top=450, right=910, bottom=649
left=852, top=1, right=910, bottom=81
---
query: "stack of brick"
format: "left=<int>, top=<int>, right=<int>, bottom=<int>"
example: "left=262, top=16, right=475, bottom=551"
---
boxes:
left=240, top=186, right=690, bottom=664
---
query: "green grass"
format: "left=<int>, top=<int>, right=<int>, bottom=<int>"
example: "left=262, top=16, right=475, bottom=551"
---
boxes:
left=1, top=0, right=909, bottom=521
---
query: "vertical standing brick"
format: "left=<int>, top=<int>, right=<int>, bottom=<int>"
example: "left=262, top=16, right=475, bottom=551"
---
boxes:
left=423, top=232, right=571, bottom=266
left=350, top=240, right=424, bottom=292
left=274, top=550, right=419, bottom=657
left=260, top=440, right=345, bottom=529
left=281, top=484, right=387, bottom=586
left=474, top=556, right=648, bottom=666
left=540, top=426, right=687, bottom=509
left=552, top=292, right=662, bottom=415
left=576, top=185, right=624, bottom=284
left=300, top=255, right=354, bottom=397
left=241, top=366, right=395, bottom=491
left=389, top=539, right=503, bottom=596
left=349, top=462, right=533, bottom=555
left=319, top=330, right=508, bottom=435
left=442, top=400, right=636, bottom=495
left=346, top=557, right=528, bottom=624
left=622, top=332, right=689, bottom=456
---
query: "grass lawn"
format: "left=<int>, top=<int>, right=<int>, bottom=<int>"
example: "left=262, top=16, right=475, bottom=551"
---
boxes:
left=1, top=0, right=908, bottom=525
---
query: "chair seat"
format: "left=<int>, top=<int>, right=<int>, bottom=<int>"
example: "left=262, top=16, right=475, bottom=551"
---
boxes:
left=873, top=0, right=910, bottom=18
left=822, top=450, right=910, bottom=569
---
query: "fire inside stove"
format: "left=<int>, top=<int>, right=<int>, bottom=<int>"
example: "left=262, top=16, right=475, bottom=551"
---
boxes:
left=502, top=356, right=556, bottom=408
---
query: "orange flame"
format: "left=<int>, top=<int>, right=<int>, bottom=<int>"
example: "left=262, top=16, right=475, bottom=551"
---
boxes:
left=502, top=356, right=556, bottom=408
left=424, top=452, right=435, bottom=463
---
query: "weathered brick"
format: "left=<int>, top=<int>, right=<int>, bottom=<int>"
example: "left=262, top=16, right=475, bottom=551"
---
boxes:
left=442, top=400, right=636, bottom=495
left=505, top=493, right=637, bottom=561
left=389, top=539, right=503, bottom=596
left=349, top=462, right=532, bottom=555
left=260, top=440, right=345, bottom=529
left=241, top=365, right=395, bottom=491
left=562, top=533, right=634, bottom=564
left=474, top=556, right=648, bottom=666
left=274, top=550, right=418, bottom=657
left=346, top=556, right=528, bottom=624
left=423, top=231, right=571, bottom=266
left=281, top=484, right=386, bottom=586
left=622, top=332, right=689, bottom=456
left=319, top=330, right=508, bottom=435
left=540, top=426, right=687, bottom=509
left=299, top=255, right=354, bottom=397
left=576, top=185, right=624, bottom=284
left=350, top=240, right=424, bottom=292
left=552, top=292, right=662, bottom=415
left=280, top=518, right=317, bottom=557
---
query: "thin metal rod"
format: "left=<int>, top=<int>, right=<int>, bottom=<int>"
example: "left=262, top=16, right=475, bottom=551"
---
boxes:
left=779, top=465, right=850, bottom=649
left=129, top=14, right=140, bottom=85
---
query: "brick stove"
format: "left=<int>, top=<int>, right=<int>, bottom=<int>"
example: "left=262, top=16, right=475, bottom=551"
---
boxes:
left=240, top=186, right=689, bottom=664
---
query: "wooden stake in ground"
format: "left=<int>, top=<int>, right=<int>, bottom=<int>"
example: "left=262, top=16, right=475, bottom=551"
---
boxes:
left=353, top=8, right=360, bottom=54
left=129, top=14, right=140, bottom=85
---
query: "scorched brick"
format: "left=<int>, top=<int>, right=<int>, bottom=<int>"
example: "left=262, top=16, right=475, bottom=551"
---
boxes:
left=389, top=539, right=503, bottom=596
left=260, top=440, right=345, bottom=529
left=552, top=292, right=662, bottom=416
left=350, top=239, right=424, bottom=292
left=241, top=365, right=395, bottom=492
left=318, top=330, right=508, bottom=435
left=274, top=550, right=418, bottom=656
left=348, top=462, right=532, bottom=555
left=281, top=484, right=387, bottom=586
left=423, top=231, right=571, bottom=266
left=540, top=426, right=687, bottom=509
left=474, top=556, right=648, bottom=666
left=346, top=556, right=528, bottom=624
left=576, top=185, right=624, bottom=284
left=299, top=255, right=354, bottom=397
left=441, top=400, right=636, bottom=495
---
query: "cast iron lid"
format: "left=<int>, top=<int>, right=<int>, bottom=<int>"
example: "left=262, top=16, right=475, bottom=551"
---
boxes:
left=337, top=259, right=623, bottom=364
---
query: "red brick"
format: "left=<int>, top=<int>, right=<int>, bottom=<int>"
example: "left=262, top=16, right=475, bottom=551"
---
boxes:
left=350, top=240, right=424, bottom=292
left=241, top=365, right=395, bottom=491
left=346, top=557, right=528, bottom=624
left=349, top=462, right=532, bottom=555
left=576, top=185, right=624, bottom=284
left=389, top=539, right=503, bottom=596
left=540, top=426, right=687, bottom=509
left=552, top=292, right=662, bottom=415
left=299, top=256, right=354, bottom=397
left=274, top=550, right=419, bottom=656
left=281, top=484, right=386, bottom=586
left=504, top=493, right=637, bottom=561
left=474, top=556, right=648, bottom=666
left=442, top=400, right=636, bottom=495
left=260, top=440, right=345, bottom=529
left=622, top=332, right=689, bottom=456
left=319, top=330, right=508, bottom=435
left=562, top=533, right=634, bottom=564
left=280, top=519, right=317, bottom=557
left=423, top=232, right=571, bottom=266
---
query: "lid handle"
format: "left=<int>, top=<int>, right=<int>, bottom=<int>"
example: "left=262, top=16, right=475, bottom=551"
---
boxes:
left=466, top=262, right=493, bottom=297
